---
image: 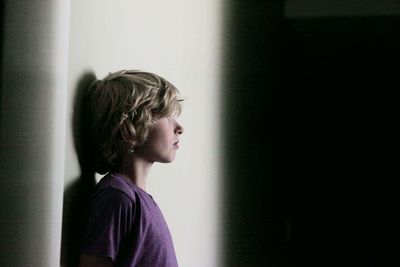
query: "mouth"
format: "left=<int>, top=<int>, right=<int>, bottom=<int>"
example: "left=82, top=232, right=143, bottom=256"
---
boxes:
left=173, top=141, right=180, bottom=149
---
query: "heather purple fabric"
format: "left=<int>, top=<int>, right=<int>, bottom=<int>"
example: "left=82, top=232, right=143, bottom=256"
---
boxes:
left=81, top=173, right=178, bottom=267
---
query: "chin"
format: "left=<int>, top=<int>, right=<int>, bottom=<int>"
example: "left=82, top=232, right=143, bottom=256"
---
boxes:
left=159, top=155, right=176, bottom=163
left=159, top=158, right=175, bottom=163
left=154, top=150, right=177, bottom=163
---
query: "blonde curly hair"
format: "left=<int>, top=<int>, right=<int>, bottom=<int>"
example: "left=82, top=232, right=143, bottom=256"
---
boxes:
left=88, top=70, right=183, bottom=174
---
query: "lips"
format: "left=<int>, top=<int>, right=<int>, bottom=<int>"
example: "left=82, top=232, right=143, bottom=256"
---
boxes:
left=173, top=140, right=180, bottom=149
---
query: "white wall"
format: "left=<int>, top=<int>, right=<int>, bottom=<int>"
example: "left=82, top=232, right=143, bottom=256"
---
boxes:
left=64, top=0, right=223, bottom=266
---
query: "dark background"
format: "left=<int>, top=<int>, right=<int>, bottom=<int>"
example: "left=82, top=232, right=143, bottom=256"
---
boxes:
left=222, top=1, right=400, bottom=266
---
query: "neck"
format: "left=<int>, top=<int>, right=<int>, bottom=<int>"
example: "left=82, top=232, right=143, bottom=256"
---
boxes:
left=115, top=155, right=153, bottom=191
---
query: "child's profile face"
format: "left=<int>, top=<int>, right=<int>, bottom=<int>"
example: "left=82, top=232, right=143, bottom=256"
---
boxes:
left=134, top=117, right=184, bottom=163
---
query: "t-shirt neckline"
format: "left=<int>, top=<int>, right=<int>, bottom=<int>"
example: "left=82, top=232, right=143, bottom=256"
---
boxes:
left=110, top=172, right=154, bottom=200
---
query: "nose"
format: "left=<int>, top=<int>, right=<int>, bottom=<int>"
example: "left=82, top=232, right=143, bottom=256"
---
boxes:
left=175, top=121, right=184, bottom=135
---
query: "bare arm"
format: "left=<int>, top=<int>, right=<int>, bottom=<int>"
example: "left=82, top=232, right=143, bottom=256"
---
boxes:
left=79, top=254, right=113, bottom=267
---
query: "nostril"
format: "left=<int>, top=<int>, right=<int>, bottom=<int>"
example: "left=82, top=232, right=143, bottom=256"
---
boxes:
left=176, top=127, right=183, bottom=135
left=174, top=120, right=184, bottom=135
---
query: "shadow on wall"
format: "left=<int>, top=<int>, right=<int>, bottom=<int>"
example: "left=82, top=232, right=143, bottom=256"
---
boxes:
left=61, top=71, right=97, bottom=267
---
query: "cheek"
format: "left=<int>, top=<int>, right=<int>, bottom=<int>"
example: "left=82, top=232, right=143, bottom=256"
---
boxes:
left=146, top=131, right=170, bottom=150
left=151, top=126, right=173, bottom=144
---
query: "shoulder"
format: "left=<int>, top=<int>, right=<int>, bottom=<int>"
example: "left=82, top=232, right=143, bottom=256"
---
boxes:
left=93, top=174, right=137, bottom=203
left=88, top=177, right=138, bottom=214
left=87, top=188, right=133, bottom=216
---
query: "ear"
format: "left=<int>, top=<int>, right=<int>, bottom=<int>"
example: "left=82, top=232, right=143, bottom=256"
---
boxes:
left=120, top=122, right=136, bottom=147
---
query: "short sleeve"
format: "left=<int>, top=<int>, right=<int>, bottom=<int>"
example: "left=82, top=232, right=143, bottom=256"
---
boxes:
left=81, top=188, right=135, bottom=261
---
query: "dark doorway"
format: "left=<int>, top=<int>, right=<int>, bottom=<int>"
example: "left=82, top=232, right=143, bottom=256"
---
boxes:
left=221, top=2, right=400, bottom=266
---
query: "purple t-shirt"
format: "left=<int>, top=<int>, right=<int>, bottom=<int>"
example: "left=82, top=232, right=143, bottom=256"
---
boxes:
left=81, top=173, right=178, bottom=267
